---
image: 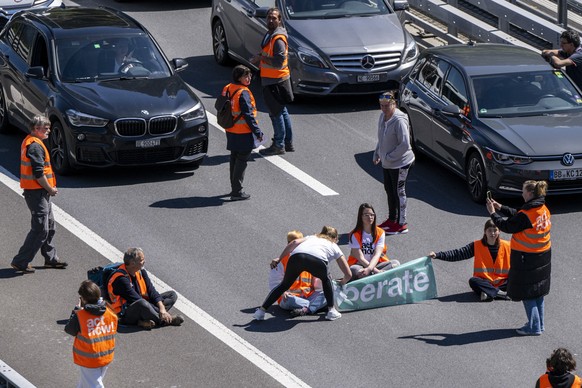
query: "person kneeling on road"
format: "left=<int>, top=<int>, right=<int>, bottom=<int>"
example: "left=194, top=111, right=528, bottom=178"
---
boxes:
left=108, top=247, right=184, bottom=329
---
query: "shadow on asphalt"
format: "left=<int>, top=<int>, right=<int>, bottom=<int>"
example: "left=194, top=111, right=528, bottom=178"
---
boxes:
left=398, top=328, right=517, bottom=346
left=237, top=307, right=326, bottom=333
left=437, top=292, right=480, bottom=303
left=150, top=194, right=229, bottom=209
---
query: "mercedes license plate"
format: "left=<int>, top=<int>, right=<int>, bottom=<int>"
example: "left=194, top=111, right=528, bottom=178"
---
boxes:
left=357, top=74, right=381, bottom=83
left=136, top=139, right=161, bottom=148
left=550, top=168, right=582, bottom=180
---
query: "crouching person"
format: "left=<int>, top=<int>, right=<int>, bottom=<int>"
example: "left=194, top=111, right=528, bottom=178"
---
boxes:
left=65, top=280, right=117, bottom=388
left=108, top=247, right=184, bottom=330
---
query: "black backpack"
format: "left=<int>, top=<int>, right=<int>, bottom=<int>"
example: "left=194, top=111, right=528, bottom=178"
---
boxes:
left=214, top=87, right=244, bottom=129
left=87, top=262, right=124, bottom=302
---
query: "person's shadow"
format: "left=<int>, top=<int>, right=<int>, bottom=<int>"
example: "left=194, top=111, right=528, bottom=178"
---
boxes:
left=236, top=307, right=324, bottom=333
left=398, top=328, right=517, bottom=346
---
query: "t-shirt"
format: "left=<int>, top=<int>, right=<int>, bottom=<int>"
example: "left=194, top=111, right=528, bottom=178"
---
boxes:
left=560, top=46, right=582, bottom=90
left=291, top=235, right=343, bottom=263
left=349, top=231, right=385, bottom=261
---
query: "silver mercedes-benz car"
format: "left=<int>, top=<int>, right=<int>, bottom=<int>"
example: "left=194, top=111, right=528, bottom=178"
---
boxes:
left=211, top=0, right=419, bottom=95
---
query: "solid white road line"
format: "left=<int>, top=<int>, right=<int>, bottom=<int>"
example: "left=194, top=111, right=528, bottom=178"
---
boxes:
left=0, top=166, right=311, bottom=388
left=207, top=111, right=339, bottom=196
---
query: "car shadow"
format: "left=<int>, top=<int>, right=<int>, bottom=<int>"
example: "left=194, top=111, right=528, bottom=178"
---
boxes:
left=398, top=328, right=517, bottom=346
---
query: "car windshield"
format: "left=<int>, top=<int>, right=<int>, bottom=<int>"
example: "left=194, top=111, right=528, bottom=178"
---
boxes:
left=472, top=70, right=582, bottom=117
left=56, top=35, right=171, bottom=82
left=283, top=0, right=392, bottom=19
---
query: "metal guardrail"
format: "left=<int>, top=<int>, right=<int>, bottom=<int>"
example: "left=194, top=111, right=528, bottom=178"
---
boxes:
left=0, top=360, right=35, bottom=388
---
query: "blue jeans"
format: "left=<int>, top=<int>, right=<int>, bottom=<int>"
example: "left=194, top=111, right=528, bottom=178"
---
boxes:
left=522, top=297, right=544, bottom=334
left=279, top=291, right=326, bottom=313
left=270, top=106, right=293, bottom=148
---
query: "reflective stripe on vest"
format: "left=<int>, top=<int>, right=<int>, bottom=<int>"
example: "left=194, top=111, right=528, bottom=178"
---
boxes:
left=347, top=226, right=388, bottom=266
left=538, top=373, right=582, bottom=388
left=20, top=135, right=56, bottom=190
left=107, top=264, right=149, bottom=314
left=277, top=254, right=315, bottom=303
left=511, top=206, right=551, bottom=253
left=222, top=83, right=256, bottom=135
left=260, top=34, right=290, bottom=79
left=73, top=308, right=117, bottom=368
left=472, top=240, right=511, bottom=285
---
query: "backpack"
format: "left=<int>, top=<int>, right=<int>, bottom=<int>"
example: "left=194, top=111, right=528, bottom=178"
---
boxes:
left=87, top=262, right=124, bottom=302
left=214, top=87, right=244, bottom=129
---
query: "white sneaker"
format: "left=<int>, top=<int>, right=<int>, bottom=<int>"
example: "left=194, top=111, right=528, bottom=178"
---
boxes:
left=325, top=308, right=341, bottom=321
left=253, top=308, right=266, bottom=320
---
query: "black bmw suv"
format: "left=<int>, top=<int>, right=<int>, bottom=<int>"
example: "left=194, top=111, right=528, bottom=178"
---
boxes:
left=0, top=6, right=208, bottom=174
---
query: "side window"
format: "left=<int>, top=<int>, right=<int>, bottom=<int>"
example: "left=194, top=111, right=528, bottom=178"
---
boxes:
left=442, top=66, right=469, bottom=112
left=14, top=24, right=37, bottom=62
left=30, top=35, right=49, bottom=73
left=253, top=0, right=275, bottom=8
left=2, top=21, right=23, bottom=50
left=409, top=57, right=427, bottom=80
left=418, top=58, right=449, bottom=95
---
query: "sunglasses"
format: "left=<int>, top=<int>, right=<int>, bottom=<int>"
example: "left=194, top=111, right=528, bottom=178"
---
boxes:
left=378, top=94, right=396, bottom=102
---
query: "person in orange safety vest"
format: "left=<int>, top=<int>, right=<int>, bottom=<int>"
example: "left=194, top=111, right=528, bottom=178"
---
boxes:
left=268, top=230, right=326, bottom=317
left=11, top=115, right=68, bottom=274
left=65, top=280, right=118, bottom=388
left=536, top=348, right=582, bottom=388
left=429, top=219, right=511, bottom=302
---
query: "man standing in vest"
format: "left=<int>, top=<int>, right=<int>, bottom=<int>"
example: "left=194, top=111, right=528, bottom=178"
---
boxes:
left=11, top=116, right=67, bottom=273
left=108, top=247, right=184, bottom=330
left=250, top=7, right=295, bottom=156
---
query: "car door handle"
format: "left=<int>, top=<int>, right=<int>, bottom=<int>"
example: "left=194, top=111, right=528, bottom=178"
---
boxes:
left=410, top=91, right=417, bottom=98
left=243, top=7, right=254, bottom=16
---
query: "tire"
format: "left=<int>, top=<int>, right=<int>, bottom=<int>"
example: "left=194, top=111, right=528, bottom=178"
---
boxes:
left=48, top=121, right=73, bottom=175
left=0, top=86, right=11, bottom=134
left=212, top=20, right=232, bottom=66
left=466, top=152, right=487, bottom=203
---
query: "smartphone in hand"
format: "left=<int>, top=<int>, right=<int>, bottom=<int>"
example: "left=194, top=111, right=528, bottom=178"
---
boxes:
left=487, top=191, right=492, bottom=201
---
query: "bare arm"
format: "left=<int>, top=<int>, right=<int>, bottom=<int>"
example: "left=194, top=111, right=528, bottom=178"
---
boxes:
left=270, top=237, right=306, bottom=268
left=336, top=256, right=352, bottom=286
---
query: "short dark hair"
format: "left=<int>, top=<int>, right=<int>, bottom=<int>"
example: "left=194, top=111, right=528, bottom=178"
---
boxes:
left=561, top=30, right=580, bottom=48
left=547, top=348, right=577, bottom=375
left=78, top=280, right=101, bottom=304
left=232, top=65, right=252, bottom=82
left=267, top=7, right=281, bottom=20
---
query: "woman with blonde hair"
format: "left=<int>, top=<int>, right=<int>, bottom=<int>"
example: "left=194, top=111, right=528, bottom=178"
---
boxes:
left=254, top=226, right=351, bottom=321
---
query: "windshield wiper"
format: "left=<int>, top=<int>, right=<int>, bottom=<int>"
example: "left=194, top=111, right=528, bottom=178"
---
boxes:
left=322, top=12, right=351, bottom=18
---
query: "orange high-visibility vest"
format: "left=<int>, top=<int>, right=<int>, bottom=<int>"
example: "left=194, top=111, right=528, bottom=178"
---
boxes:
left=20, top=135, right=56, bottom=190
left=222, top=83, right=256, bottom=135
left=260, top=34, right=290, bottom=80
left=277, top=254, right=315, bottom=304
left=73, top=308, right=118, bottom=368
left=538, top=373, right=582, bottom=388
left=473, top=239, right=510, bottom=285
left=511, top=205, right=551, bottom=253
left=347, top=227, right=389, bottom=266
left=107, top=264, right=149, bottom=315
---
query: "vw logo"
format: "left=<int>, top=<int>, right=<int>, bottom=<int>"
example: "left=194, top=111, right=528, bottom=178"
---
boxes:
left=141, top=110, right=150, bottom=116
left=361, top=55, right=375, bottom=70
left=561, top=153, right=575, bottom=166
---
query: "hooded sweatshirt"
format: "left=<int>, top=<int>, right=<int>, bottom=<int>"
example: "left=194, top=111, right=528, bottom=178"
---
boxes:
left=373, top=109, right=415, bottom=169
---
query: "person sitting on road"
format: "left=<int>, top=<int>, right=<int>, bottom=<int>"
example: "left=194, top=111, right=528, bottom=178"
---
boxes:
left=268, top=230, right=326, bottom=317
left=536, top=348, right=582, bottom=388
left=65, top=280, right=118, bottom=388
left=348, top=203, right=400, bottom=281
left=254, top=226, right=352, bottom=321
left=108, top=247, right=184, bottom=330
left=429, top=219, right=511, bottom=302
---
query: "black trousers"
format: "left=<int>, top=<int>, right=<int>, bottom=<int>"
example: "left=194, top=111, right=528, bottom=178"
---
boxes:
left=261, top=253, right=334, bottom=310
left=230, top=150, right=251, bottom=195
left=121, top=291, right=177, bottom=326
left=469, top=277, right=507, bottom=298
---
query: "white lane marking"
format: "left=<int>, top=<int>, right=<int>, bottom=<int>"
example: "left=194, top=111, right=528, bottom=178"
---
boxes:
left=0, top=166, right=311, bottom=388
left=207, top=111, right=339, bottom=196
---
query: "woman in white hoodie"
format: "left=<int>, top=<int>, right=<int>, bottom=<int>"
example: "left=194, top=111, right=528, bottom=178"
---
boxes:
left=373, top=91, right=415, bottom=235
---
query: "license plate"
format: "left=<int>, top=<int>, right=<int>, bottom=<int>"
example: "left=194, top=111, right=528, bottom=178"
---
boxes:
left=136, top=139, right=161, bottom=148
left=357, top=74, right=381, bottom=83
left=550, top=168, right=582, bottom=180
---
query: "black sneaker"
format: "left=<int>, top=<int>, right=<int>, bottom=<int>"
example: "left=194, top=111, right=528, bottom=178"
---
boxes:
left=260, top=145, right=285, bottom=156
left=290, top=308, right=308, bottom=317
left=44, top=259, right=68, bottom=268
left=285, top=142, right=295, bottom=152
left=11, top=263, right=35, bottom=273
left=231, top=192, right=251, bottom=201
left=170, top=315, right=185, bottom=326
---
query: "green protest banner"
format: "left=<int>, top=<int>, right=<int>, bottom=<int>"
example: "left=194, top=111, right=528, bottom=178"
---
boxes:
left=335, top=256, right=438, bottom=312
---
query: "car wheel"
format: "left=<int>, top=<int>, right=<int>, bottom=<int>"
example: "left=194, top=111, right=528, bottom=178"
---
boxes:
left=212, top=20, right=232, bottom=66
left=0, top=87, right=11, bottom=134
left=48, top=121, right=73, bottom=175
left=466, top=152, right=487, bottom=203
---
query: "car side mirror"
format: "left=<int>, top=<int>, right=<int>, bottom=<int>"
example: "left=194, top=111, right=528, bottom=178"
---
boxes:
left=441, top=104, right=461, bottom=116
left=254, top=7, right=269, bottom=19
left=393, top=0, right=410, bottom=11
left=26, top=66, right=46, bottom=80
left=172, top=58, right=188, bottom=72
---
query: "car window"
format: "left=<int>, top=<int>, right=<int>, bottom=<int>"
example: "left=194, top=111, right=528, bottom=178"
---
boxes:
left=14, top=23, right=37, bottom=62
left=284, top=0, right=392, bottom=19
left=442, top=66, right=469, bottom=113
left=254, top=0, right=275, bottom=8
left=30, top=35, right=49, bottom=72
left=1, top=21, right=23, bottom=51
left=418, top=58, right=448, bottom=95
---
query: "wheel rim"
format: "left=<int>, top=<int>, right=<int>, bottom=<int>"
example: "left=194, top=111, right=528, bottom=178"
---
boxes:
left=49, top=125, right=66, bottom=170
left=467, top=157, right=484, bottom=199
left=213, top=23, right=226, bottom=62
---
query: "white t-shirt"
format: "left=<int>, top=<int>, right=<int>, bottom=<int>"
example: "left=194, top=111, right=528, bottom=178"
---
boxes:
left=349, top=231, right=385, bottom=262
left=291, top=235, right=343, bottom=263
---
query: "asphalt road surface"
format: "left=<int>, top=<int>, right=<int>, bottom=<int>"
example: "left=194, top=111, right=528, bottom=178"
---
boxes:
left=1, top=0, right=582, bottom=387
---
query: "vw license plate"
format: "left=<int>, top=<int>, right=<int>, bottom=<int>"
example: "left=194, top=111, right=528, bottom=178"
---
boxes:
left=550, top=168, right=582, bottom=180
left=357, top=74, right=381, bottom=83
left=136, top=139, right=161, bottom=148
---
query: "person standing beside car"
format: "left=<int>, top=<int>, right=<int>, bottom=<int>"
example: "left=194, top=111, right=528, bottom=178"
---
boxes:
left=374, top=91, right=415, bottom=235
left=250, top=7, right=295, bottom=156
left=11, top=116, right=67, bottom=273
left=221, top=65, right=264, bottom=201
left=486, top=180, right=551, bottom=336
left=542, top=30, right=582, bottom=90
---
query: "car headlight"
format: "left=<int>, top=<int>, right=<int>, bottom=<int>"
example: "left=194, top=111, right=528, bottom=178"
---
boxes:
left=297, top=48, right=328, bottom=69
left=485, top=148, right=533, bottom=165
left=403, top=40, right=418, bottom=63
left=66, top=109, right=108, bottom=127
left=181, top=102, right=206, bottom=122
